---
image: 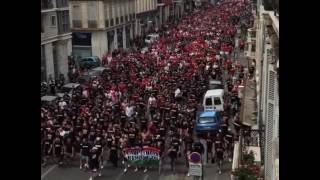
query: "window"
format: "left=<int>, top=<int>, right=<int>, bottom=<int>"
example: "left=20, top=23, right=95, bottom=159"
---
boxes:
left=56, top=0, right=68, bottom=8
left=50, top=15, right=56, bottom=26
left=116, top=17, right=119, bottom=25
left=205, top=98, right=212, bottom=106
left=251, top=43, right=256, bottom=52
left=214, top=97, right=222, bottom=105
left=88, top=2, right=97, bottom=28
left=58, top=11, right=70, bottom=34
left=72, top=4, right=81, bottom=28
left=110, top=19, right=114, bottom=26
left=120, top=16, right=124, bottom=23
left=41, top=0, right=53, bottom=9
left=105, top=19, right=109, bottom=27
left=41, top=15, right=45, bottom=33
left=41, top=45, right=47, bottom=82
left=199, top=117, right=217, bottom=124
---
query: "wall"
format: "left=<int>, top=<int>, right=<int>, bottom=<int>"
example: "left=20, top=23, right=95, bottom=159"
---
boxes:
left=44, top=43, right=55, bottom=79
left=42, top=11, right=59, bottom=40
left=91, top=31, right=108, bottom=58
left=56, top=39, right=70, bottom=78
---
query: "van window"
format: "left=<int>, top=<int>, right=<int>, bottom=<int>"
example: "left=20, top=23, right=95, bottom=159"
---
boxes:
left=214, top=97, right=222, bottom=105
left=205, top=98, right=213, bottom=106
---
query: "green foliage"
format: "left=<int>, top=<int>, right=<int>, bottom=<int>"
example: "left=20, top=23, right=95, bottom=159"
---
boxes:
left=243, top=151, right=255, bottom=165
left=233, top=167, right=257, bottom=180
left=232, top=151, right=261, bottom=180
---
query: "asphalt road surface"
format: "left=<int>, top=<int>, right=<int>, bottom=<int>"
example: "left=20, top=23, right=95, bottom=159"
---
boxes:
left=41, top=150, right=232, bottom=180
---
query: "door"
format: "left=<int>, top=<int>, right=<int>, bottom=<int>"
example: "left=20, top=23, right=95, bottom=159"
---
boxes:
left=204, top=96, right=213, bottom=110
left=213, top=97, right=223, bottom=111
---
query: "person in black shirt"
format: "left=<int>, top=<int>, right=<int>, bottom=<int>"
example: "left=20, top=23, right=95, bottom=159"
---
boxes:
left=109, top=141, right=118, bottom=167
left=205, top=133, right=214, bottom=163
left=214, top=133, right=224, bottom=175
left=128, top=130, right=136, bottom=147
left=74, top=136, right=81, bottom=159
left=42, top=132, right=54, bottom=167
left=89, top=147, right=102, bottom=180
left=93, top=137, right=104, bottom=169
left=53, top=137, right=64, bottom=166
left=64, top=137, right=74, bottom=166
left=80, top=138, right=91, bottom=170
left=168, top=145, right=177, bottom=172
left=224, top=128, right=234, bottom=162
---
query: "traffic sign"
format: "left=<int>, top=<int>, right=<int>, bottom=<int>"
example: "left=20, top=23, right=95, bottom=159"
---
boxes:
left=189, top=152, right=201, bottom=164
left=189, top=162, right=202, bottom=176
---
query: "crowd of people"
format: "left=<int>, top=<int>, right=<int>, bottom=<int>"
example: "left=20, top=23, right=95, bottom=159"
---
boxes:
left=41, top=0, right=253, bottom=179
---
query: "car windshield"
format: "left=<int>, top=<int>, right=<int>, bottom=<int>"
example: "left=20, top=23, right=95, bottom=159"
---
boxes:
left=209, top=84, right=224, bottom=89
left=199, top=117, right=217, bottom=123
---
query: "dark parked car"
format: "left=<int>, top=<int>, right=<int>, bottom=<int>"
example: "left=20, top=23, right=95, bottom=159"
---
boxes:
left=78, top=56, right=101, bottom=70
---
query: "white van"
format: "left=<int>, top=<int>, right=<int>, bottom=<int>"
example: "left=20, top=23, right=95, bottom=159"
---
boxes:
left=203, top=89, right=224, bottom=111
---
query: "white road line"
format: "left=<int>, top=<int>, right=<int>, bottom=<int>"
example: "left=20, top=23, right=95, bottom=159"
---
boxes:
left=41, top=165, right=58, bottom=179
left=114, top=171, right=125, bottom=180
left=142, top=174, right=149, bottom=180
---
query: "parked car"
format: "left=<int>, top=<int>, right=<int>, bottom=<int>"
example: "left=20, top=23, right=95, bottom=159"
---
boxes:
left=145, top=33, right=160, bottom=44
left=78, top=67, right=106, bottom=85
left=57, top=83, right=80, bottom=97
left=208, top=79, right=224, bottom=90
left=78, top=56, right=101, bottom=70
left=196, top=111, right=222, bottom=136
left=41, top=95, right=57, bottom=106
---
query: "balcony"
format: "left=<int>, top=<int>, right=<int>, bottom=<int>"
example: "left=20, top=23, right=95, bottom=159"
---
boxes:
left=88, top=20, right=98, bottom=28
left=73, top=20, right=82, bottom=28
left=231, top=129, right=265, bottom=180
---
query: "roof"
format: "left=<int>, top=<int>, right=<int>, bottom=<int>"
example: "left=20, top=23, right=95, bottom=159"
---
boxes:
left=63, top=83, right=80, bottom=89
left=209, top=80, right=222, bottom=85
left=204, top=89, right=224, bottom=97
left=200, top=111, right=219, bottom=118
left=92, top=67, right=106, bottom=72
left=41, top=95, right=57, bottom=102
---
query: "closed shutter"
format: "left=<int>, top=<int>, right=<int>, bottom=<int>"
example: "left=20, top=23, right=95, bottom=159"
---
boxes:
left=265, top=103, right=274, bottom=180
left=265, top=66, right=276, bottom=180
left=268, top=69, right=275, bottom=101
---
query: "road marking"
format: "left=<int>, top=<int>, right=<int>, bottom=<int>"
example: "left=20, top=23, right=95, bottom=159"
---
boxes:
left=114, top=171, right=125, bottom=180
left=142, top=174, right=149, bottom=180
left=41, top=164, right=58, bottom=179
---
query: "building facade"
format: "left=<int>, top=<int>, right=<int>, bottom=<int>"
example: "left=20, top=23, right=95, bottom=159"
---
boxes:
left=41, top=0, right=72, bottom=82
left=69, top=0, right=136, bottom=58
left=134, top=0, right=158, bottom=37
left=254, top=1, right=279, bottom=180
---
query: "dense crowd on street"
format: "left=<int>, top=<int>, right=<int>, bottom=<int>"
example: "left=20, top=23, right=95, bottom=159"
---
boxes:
left=41, top=0, right=254, bottom=178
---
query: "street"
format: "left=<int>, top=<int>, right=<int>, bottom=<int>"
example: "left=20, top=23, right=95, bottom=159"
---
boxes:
left=41, top=1, right=254, bottom=180
left=41, top=149, right=232, bottom=180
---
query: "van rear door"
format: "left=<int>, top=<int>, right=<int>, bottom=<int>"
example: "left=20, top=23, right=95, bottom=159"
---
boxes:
left=213, top=96, right=224, bottom=111
left=204, top=97, right=213, bottom=110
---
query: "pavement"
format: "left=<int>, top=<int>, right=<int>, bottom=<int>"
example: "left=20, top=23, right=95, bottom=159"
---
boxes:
left=41, top=152, right=232, bottom=180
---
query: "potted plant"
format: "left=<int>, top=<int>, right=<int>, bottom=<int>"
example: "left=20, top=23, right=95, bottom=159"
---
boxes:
left=232, top=151, right=263, bottom=180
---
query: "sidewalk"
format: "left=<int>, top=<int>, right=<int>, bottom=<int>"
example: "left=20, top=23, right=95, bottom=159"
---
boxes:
left=240, top=74, right=258, bottom=129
